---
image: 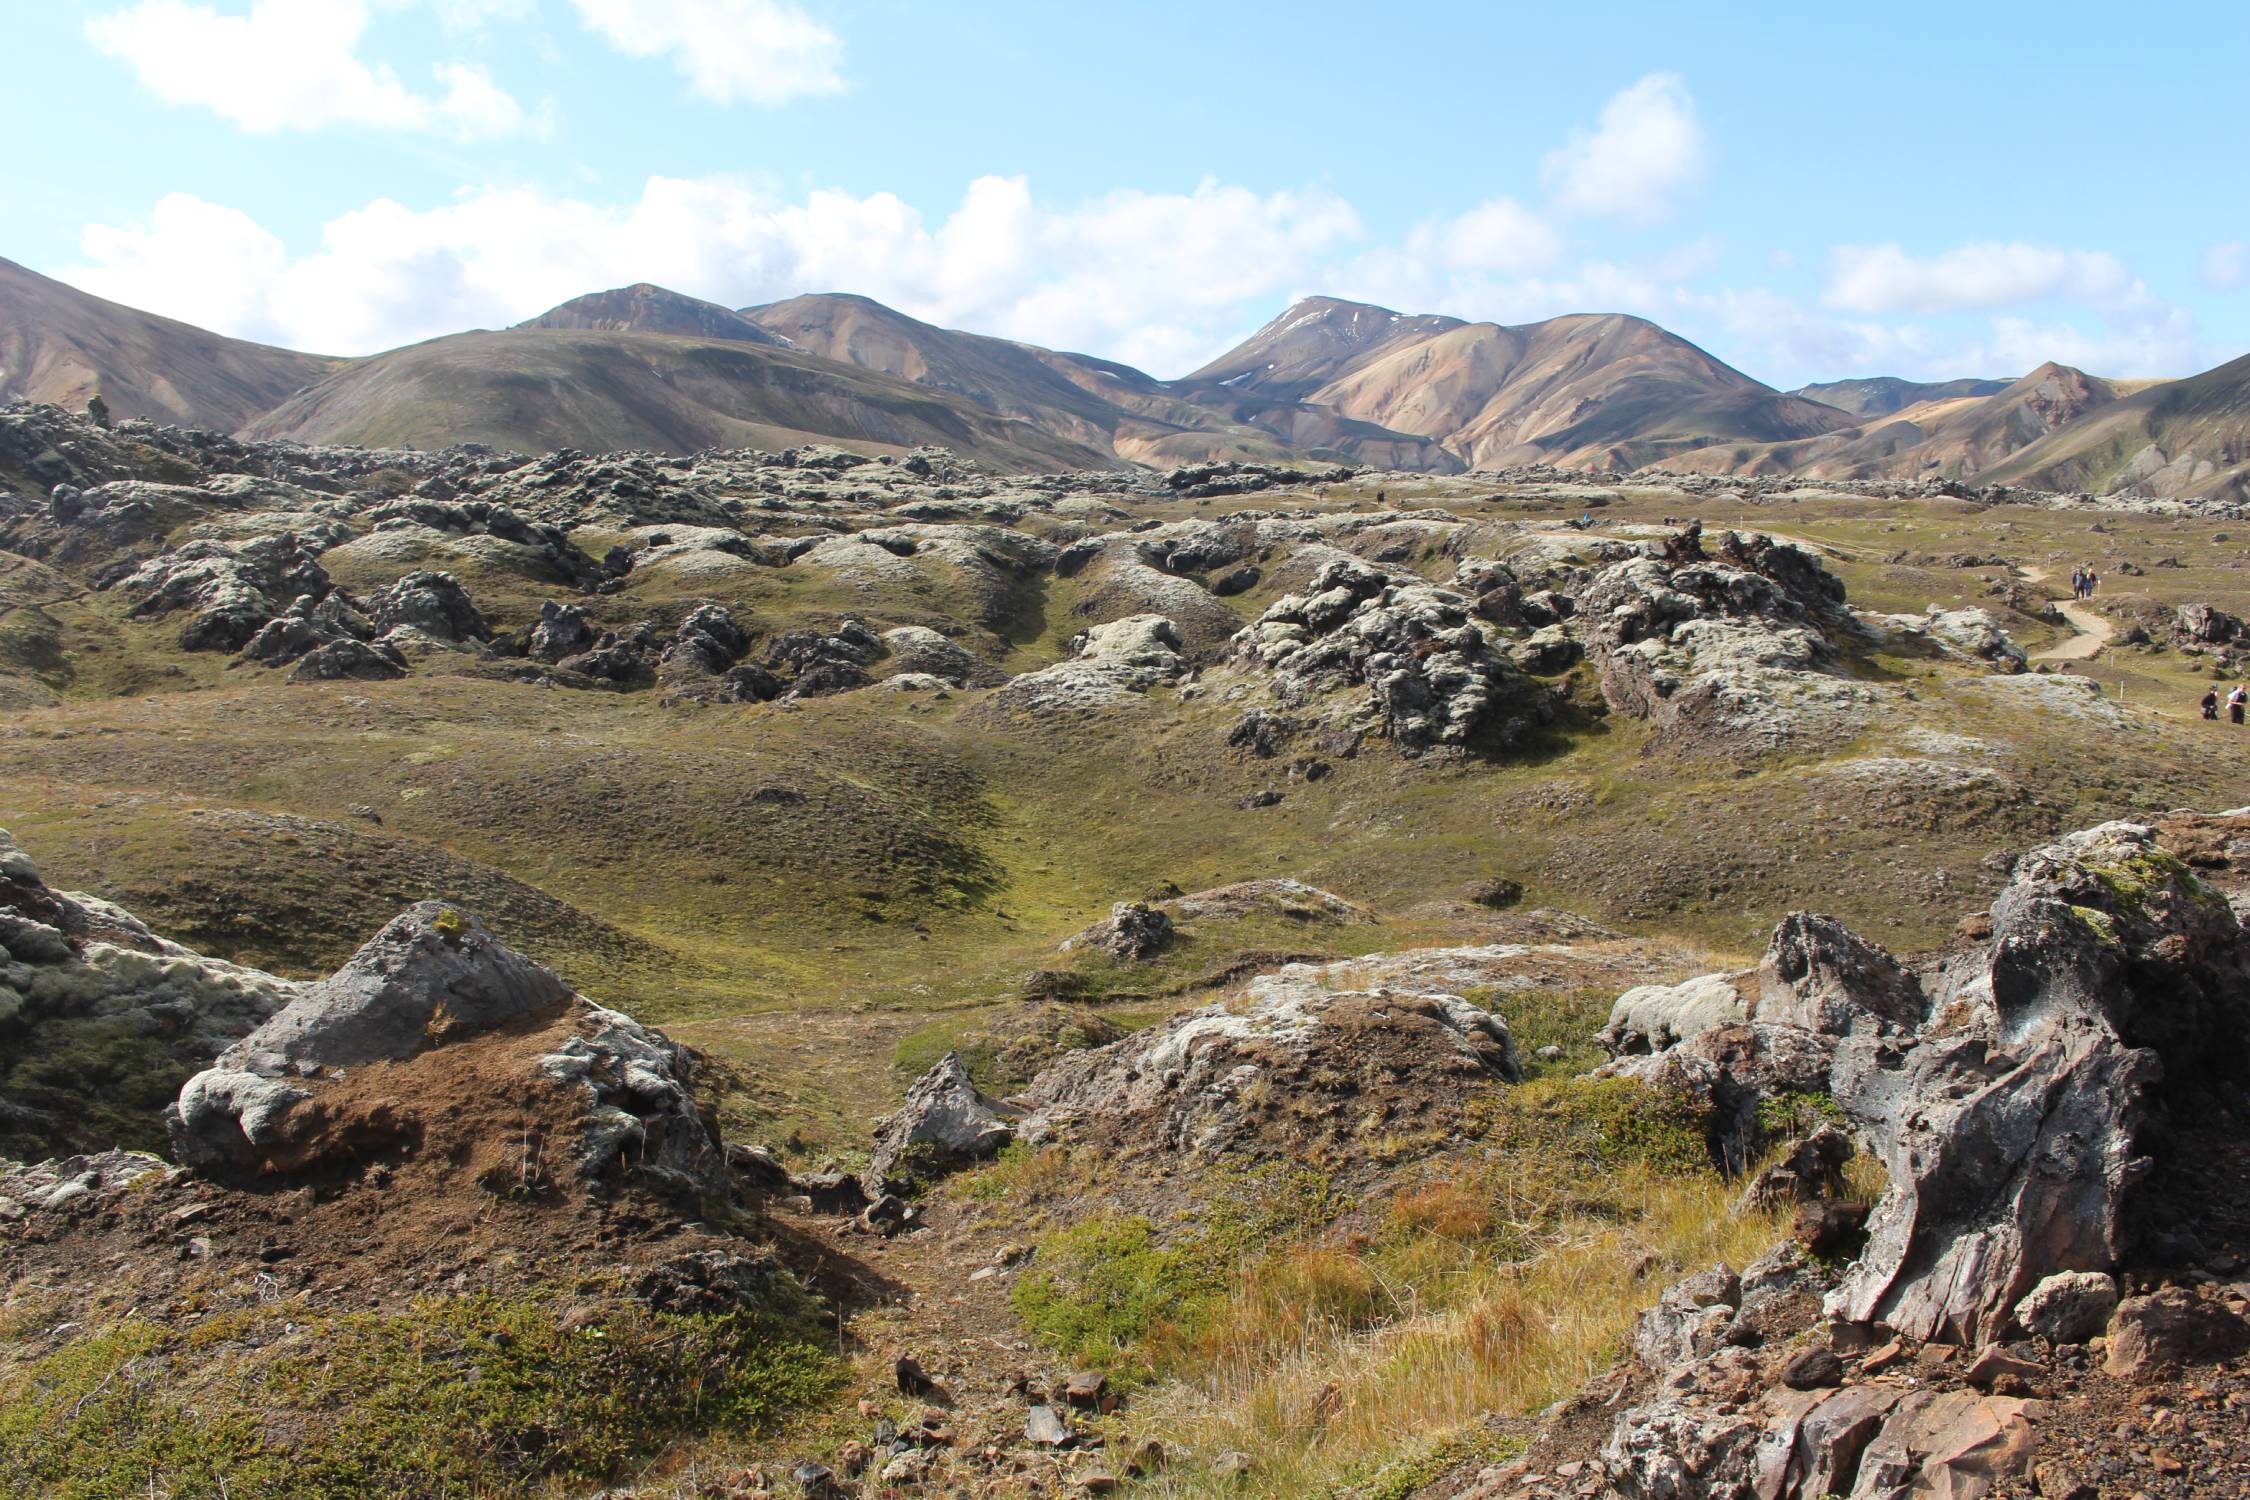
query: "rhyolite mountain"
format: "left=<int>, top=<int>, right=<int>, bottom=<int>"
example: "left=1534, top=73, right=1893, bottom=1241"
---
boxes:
left=5, top=255, right=2248, bottom=501
left=1179, top=297, right=1859, bottom=468
left=0, top=255, right=336, bottom=431
left=1662, top=361, right=2128, bottom=484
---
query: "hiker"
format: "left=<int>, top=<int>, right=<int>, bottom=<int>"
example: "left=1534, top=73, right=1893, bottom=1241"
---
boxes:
left=2086, top=568, right=2099, bottom=596
left=2204, top=686, right=2221, bottom=720
left=2230, top=685, right=2246, bottom=725
left=2071, top=566, right=2086, bottom=598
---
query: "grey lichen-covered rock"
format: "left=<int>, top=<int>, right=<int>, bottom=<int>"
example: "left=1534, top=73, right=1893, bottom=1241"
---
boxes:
left=367, top=569, right=489, bottom=649
left=166, top=903, right=571, bottom=1174
left=993, top=614, right=1189, bottom=713
left=1579, top=526, right=1873, bottom=758
left=1065, top=900, right=1176, bottom=962
left=1828, top=819, right=2243, bottom=1345
left=1229, top=558, right=1555, bottom=753
left=0, top=1150, right=169, bottom=1214
left=163, top=899, right=731, bottom=1199
left=1587, top=811, right=2250, bottom=1500
left=214, top=902, right=570, bottom=1072
left=879, top=625, right=1005, bottom=688
left=1600, top=972, right=1750, bottom=1055
left=113, top=533, right=334, bottom=651
left=537, top=1002, right=731, bottom=1197
left=864, top=1051, right=1014, bottom=1193
left=1, top=828, right=297, bottom=1156
left=1016, top=948, right=1521, bottom=1160
left=1755, top=911, right=1925, bottom=1037
left=1919, top=605, right=2028, bottom=671
left=527, top=599, right=596, bottom=662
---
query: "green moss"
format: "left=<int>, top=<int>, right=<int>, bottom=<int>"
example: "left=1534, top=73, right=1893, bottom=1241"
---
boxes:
left=1755, top=1089, right=1843, bottom=1142
left=1339, top=1426, right=1527, bottom=1500
left=2068, top=903, right=2120, bottom=944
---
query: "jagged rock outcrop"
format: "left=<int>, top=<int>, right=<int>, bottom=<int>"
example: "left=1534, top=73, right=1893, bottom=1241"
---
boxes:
left=367, top=568, right=489, bottom=649
left=1586, top=812, right=2250, bottom=1499
left=528, top=599, right=596, bottom=662
left=113, top=533, right=334, bottom=651
left=1229, top=557, right=1555, bottom=752
left=1579, top=526, right=1873, bottom=756
left=238, top=590, right=407, bottom=681
left=1, top=829, right=296, bottom=1157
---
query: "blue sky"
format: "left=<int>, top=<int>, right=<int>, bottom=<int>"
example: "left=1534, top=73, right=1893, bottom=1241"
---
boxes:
left=5, top=0, right=2246, bottom=385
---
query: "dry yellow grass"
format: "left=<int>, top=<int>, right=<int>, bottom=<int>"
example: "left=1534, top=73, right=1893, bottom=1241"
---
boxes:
left=1130, top=1165, right=1785, bottom=1499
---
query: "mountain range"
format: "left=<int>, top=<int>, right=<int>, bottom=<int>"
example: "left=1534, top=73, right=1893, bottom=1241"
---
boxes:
left=4, top=253, right=2246, bottom=503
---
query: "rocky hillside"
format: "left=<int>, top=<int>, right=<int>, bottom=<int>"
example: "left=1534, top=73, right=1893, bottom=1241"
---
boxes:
left=5, top=397, right=2250, bottom=1496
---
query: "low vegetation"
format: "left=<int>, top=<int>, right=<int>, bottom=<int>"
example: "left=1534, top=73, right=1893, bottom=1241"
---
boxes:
left=0, top=1292, right=840, bottom=1499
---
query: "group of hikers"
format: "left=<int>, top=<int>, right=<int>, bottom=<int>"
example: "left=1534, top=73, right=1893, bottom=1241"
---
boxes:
left=2070, top=564, right=2101, bottom=599
left=2203, top=684, right=2248, bottom=724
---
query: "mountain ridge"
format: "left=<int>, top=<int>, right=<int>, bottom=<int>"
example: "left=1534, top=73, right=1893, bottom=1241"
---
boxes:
left=4, top=254, right=2244, bottom=499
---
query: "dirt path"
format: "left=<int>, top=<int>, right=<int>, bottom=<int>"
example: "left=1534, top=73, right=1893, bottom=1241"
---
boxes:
left=2019, top=566, right=2116, bottom=662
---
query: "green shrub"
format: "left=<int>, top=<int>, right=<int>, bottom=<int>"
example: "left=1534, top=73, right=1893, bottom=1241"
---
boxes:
left=1010, top=1215, right=1224, bottom=1378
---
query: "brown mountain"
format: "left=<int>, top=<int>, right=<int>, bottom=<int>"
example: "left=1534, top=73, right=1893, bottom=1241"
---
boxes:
left=742, top=292, right=1460, bottom=470
left=1186, top=296, right=1469, bottom=399
left=243, top=326, right=1116, bottom=470
left=1980, top=352, right=2250, bottom=505
left=518, top=283, right=787, bottom=346
left=1182, top=299, right=1854, bottom=469
left=0, top=255, right=336, bottom=430
left=1660, top=362, right=2124, bottom=483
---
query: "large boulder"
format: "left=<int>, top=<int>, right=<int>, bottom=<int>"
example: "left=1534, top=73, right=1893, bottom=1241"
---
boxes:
left=165, top=903, right=728, bottom=1199
left=864, top=1051, right=1014, bottom=1193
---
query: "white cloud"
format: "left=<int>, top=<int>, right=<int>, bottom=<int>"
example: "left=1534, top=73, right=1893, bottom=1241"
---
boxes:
left=61, top=175, right=1363, bottom=372
left=2203, top=240, right=2249, bottom=292
left=565, top=0, right=844, bottom=105
left=1414, top=197, right=1566, bottom=274
left=1823, top=241, right=2137, bottom=315
left=1540, top=73, right=1707, bottom=222
left=84, top=0, right=526, bottom=137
